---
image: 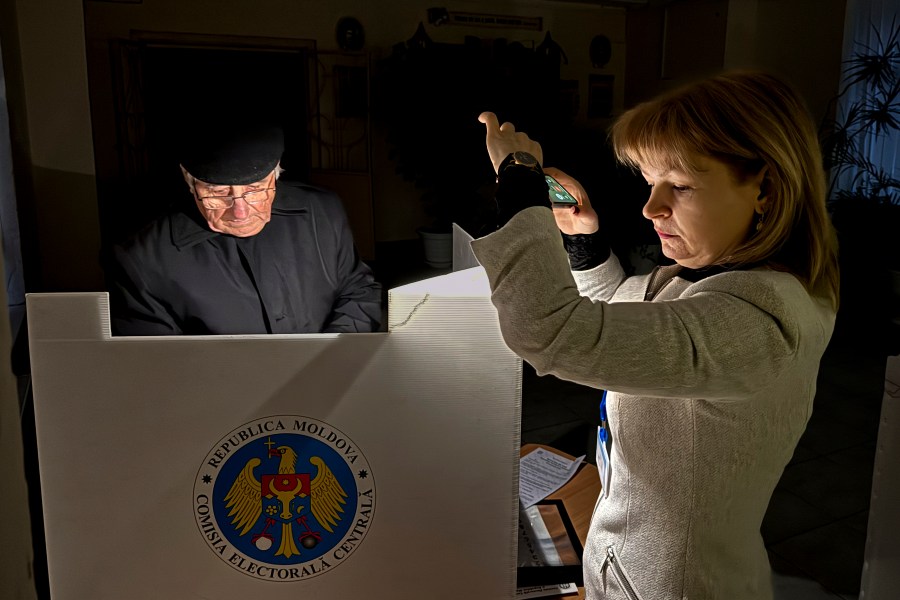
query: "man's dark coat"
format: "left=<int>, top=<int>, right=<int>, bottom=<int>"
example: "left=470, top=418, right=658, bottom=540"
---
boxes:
left=107, top=181, right=381, bottom=335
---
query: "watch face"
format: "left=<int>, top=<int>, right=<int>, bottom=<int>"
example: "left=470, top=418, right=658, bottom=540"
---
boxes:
left=513, top=151, right=538, bottom=167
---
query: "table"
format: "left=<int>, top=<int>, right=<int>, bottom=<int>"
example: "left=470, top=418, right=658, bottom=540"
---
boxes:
left=519, top=444, right=603, bottom=600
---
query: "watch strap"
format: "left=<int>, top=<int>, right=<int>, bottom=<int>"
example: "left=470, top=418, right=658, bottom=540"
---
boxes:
left=495, top=158, right=550, bottom=228
left=498, top=152, right=543, bottom=177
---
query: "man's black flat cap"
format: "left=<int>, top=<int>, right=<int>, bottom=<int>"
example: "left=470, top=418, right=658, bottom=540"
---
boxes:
left=180, top=124, right=284, bottom=185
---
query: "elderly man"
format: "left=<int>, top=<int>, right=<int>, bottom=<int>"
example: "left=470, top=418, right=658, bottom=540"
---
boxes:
left=106, top=125, right=381, bottom=335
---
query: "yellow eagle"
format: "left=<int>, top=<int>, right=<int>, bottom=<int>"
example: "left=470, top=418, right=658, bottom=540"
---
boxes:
left=223, top=445, right=347, bottom=558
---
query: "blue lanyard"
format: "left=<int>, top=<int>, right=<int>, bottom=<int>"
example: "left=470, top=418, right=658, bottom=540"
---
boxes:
left=596, top=390, right=612, bottom=493
left=598, top=390, right=610, bottom=446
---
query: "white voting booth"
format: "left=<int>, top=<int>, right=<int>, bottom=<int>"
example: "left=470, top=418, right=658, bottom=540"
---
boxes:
left=26, top=255, right=523, bottom=599
left=860, top=354, right=900, bottom=599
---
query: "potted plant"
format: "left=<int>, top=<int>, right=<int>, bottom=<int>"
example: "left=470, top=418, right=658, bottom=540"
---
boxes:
left=373, top=28, right=493, bottom=267
left=819, top=18, right=900, bottom=352
left=374, top=25, right=565, bottom=267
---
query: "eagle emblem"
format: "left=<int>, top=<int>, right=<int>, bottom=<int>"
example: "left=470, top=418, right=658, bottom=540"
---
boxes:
left=223, top=440, right=348, bottom=558
left=194, top=417, right=375, bottom=582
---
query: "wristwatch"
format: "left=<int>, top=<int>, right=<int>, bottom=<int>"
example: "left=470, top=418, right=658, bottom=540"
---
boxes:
left=498, top=151, right=543, bottom=177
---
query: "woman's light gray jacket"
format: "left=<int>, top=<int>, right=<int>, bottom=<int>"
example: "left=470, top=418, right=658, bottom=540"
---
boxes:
left=471, top=207, right=835, bottom=600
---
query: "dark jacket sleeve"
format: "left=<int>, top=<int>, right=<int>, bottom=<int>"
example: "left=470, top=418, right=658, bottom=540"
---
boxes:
left=320, top=199, right=382, bottom=333
left=105, top=243, right=183, bottom=336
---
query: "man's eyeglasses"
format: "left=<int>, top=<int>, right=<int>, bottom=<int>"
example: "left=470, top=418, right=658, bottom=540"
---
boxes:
left=198, top=188, right=275, bottom=210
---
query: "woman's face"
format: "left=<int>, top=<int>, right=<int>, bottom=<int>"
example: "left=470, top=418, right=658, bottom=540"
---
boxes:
left=640, top=156, right=766, bottom=268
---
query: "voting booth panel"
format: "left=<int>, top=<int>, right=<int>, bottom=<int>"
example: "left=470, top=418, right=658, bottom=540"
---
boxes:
left=860, top=355, right=900, bottom=599
left=27, top=267, right=522, bottom=599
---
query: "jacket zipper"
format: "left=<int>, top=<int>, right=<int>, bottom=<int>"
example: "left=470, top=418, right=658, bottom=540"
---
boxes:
left=643, top=264, right=681, bottom=301
left=604, top=545, right=646, bottom=600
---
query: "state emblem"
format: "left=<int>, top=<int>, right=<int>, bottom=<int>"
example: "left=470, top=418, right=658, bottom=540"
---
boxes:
left=193, top=416, right=376, bottom=581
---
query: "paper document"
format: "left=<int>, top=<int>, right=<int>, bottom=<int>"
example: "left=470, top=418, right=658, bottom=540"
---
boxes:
left=519, top=448, right=585, bottom=508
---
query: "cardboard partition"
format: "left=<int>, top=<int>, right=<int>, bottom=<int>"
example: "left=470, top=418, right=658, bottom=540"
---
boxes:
left=453, top=223, right=479, bottom=272
left=26, top=266, right=522, bottom=599
left=860, top=354, right=900, bottom=598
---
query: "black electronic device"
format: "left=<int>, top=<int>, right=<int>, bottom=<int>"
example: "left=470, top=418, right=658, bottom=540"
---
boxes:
left=546, top=174, right=579, bottom=207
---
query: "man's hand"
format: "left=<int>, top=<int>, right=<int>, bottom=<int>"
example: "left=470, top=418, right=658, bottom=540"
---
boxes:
left=544, top=167, right=600, bottom=235
left=478, top=112, right=544, bottom=174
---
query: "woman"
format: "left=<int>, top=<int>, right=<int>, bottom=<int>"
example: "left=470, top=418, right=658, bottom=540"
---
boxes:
left=473, top=71, right=839, bottom=599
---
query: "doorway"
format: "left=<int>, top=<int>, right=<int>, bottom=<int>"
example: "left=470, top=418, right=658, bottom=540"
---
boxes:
left=105, top=34, right=314, bottom=243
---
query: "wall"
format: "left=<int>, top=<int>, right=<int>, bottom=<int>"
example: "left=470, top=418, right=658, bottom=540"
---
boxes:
left=13, top=0, right=102, bottom=292
left=81, top=0, right=626, bottom=245
left=625, top=0, right=846, bottom=126
left=727, top=0, right=846, bottom=128
left=625, top=0, right=730, bottom=104
left=8, top=0, right=849, bottom=291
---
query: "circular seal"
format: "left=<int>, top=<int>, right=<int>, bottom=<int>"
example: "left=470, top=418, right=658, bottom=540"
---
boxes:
left=193, top=416, right=376, bottom=581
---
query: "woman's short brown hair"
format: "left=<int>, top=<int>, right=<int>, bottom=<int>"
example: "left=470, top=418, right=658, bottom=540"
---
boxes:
left=610, top=70, right=839, bottom=307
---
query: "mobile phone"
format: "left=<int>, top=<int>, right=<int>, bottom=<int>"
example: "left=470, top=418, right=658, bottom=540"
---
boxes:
left=546, top=174, right=579, bottom=207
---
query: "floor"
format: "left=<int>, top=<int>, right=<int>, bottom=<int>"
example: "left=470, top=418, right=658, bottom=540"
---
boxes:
left=373, top=239, right=891, bottom=600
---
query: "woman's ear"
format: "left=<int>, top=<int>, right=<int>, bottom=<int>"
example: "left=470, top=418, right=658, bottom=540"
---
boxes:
left=755, top=167, right=770, bottom=211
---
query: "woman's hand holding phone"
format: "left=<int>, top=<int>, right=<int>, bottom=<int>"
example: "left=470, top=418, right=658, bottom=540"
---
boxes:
left=544, top=167, right=600, bottom=235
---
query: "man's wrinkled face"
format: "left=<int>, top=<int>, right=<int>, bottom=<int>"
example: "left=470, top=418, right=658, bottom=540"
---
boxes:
left=190, top=170, right=277, bottom=237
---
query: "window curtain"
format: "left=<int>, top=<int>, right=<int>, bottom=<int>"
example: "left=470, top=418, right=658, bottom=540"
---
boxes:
left=834, top=0, right=900, bottom=203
